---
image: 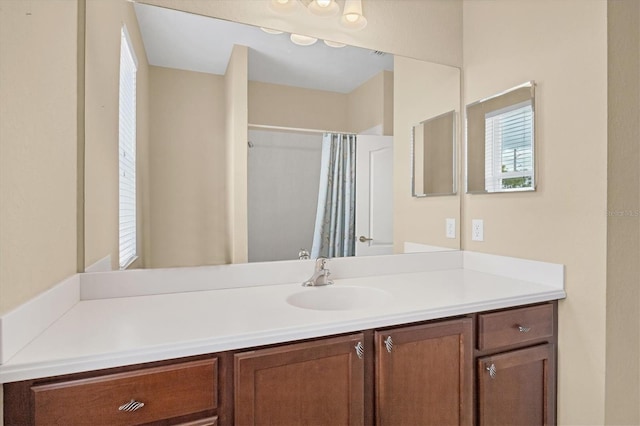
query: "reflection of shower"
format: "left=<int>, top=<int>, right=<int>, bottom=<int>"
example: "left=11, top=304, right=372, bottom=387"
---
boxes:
left=247, top=129, right=323, bottom=263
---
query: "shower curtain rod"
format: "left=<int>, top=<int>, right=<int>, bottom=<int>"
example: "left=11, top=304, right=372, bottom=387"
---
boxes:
left=248, top=123, right=357, bottom=136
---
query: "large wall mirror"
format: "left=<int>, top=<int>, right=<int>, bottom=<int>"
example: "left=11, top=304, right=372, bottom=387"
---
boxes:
left=83, top=1, right=461, bottom=271
left=466, top=81, right=536, bottom=194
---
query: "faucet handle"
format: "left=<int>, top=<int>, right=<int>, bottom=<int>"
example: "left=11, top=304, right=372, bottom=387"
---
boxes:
left=315, top=257, right=329, bottom=269
left=298, top=249, right=310, bottom=260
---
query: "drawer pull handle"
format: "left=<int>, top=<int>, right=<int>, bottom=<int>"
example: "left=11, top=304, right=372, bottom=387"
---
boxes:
left=486, top=363, right=497, bottom=379
left=119, top=400, right=145, bottom=412
left=355, top=341, right=364, bottom=359
left=517, top=325, right=532, bottom=333
left=384, top=336, right=393, bottom=353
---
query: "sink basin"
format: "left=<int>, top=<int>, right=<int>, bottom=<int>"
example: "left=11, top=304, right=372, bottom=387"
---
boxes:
left=286, top=286, right=391, bottom=311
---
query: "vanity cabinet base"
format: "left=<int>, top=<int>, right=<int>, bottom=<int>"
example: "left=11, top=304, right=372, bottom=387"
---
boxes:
left=3, top=301, right=557, bottom=426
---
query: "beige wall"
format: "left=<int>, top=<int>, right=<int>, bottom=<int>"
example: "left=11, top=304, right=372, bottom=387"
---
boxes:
left=605, top=1, right=640, bottom=424
left=249, top=71, right=392, bottom=135
left=394, top=56, right=461, bottom=251
left=225, top=45, right=249, bottom=264
left=0, top=0, right=79, bottom=315
left=248, top=81, right=349, bottom=131
left=84, top=0, right=149, bottom=270
left=463, top=1, right=608, bottom=424
left=347, top=71, right=393, bottom=135
left=148, top=66, right=228, bottom=268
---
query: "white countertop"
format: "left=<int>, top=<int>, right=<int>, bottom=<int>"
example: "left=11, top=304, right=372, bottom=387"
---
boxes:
left=0, top=262, right=565, bottom=383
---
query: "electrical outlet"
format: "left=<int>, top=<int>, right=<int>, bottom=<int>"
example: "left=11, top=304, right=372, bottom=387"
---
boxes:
left=472, top=219, right=484, bottom=242
left=446, top=218, right=456, bottom=239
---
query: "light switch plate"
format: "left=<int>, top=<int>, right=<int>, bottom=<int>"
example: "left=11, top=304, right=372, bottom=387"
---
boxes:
left=446, top=218, right=456, bottom=239
left=472, top=219, right=484, bottom=241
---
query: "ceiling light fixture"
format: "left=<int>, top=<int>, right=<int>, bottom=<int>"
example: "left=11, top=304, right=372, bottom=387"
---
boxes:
left=341, top=0, right=367, bottom=30
left=260, top=27, right=284, bottom=35
left=307, top=0, right=339, bottom=17
left=269, top=0, right=298, bottom=14
left=266, top=0, right=368, bottom=48
left=268, top=0, right=368, bottom=31
left=323, top=40, right=346, bottom=48
left=290, top=33, right=318, bottom=46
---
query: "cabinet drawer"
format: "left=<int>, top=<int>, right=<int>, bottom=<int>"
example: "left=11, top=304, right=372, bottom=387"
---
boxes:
left=478, top=304, right=553, bottom=350
left=31, top=358, right=217, bottom=426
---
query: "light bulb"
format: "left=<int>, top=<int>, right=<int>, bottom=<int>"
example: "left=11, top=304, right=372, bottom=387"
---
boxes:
left=345, top=13, right=359, bottom=23
left=341, top=0, right=367, bottom=30
left=290, top=34, right=318, bottom=46
left=269, top=0, right=297, bottom=13
left=260, top=27, right=284, bottom=34
left=308, top=0, right=339, bottom=16
left=324, top=40, right=346, bottom=48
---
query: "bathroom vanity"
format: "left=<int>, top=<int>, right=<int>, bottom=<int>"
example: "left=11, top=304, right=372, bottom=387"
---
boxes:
left=3, top=302, right=556, bottom=425
left=1, top=252, right=564, bottom=425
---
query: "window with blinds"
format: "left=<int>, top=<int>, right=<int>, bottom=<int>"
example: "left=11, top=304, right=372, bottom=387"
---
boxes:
left=118, top=27, right=137, bottom=269
left=484, top=100, right=534, bottom=192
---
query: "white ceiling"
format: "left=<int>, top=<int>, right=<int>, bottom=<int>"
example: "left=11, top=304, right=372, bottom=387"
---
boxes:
left=134, top=3, right=394, bottom=94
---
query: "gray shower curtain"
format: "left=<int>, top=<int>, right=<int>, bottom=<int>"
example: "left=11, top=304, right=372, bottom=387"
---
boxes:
left=311, top=133, right=357, bottom=258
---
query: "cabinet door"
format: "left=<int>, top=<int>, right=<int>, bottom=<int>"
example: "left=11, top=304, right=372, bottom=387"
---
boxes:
left=234, top=333, right=365, bottom=426
left=375, top=318, right=473, bottom=426
left=477, top=343, right=555, bottom=426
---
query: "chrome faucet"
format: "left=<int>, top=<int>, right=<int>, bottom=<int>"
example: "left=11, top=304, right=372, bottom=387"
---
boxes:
left=302, top=257, right=334, bottom=287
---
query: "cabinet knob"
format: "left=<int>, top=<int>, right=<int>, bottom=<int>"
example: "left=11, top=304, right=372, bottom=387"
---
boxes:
left=118, top=400, right=145, bottom=412
left=384, top=336, right=393, bottom=353
left=355, top=341, right=364, bottom=359
left=486, top=363, right=497, bottom=379
left=358, top=236, right=373, bottom=243
left=517, top=325, right=532, bottom=333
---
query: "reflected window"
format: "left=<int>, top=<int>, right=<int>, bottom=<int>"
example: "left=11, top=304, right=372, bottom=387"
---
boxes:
left=118, top=26, right=138, bottom=269
left=466, top=81, right=535, bottom=194
left=484, top=100, right=533, bottom=192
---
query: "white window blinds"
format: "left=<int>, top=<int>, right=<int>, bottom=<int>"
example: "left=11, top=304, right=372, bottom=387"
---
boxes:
left=484, top=100, right=533, bottom=192
left=118, top=27, right=137, bottom=269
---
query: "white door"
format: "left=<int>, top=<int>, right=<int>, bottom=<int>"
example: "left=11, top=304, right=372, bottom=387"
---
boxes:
left=355, top=135, right=393, bottom=256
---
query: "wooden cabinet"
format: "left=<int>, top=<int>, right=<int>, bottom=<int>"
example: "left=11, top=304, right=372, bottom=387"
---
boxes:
left=477, top=344, right=554, bottom=425
left=475, top=303, right=557, bottom=426
left=4, top=357, right=220, bottom=426
left=477, top=303, right=554, bottom=351
left=4, top=302, right=558, bottom=426
left=375, top=319, right=473, bottom=426
left=234, top=333, right=365, bottom=426
left=233, top=319, right=473, bottom=426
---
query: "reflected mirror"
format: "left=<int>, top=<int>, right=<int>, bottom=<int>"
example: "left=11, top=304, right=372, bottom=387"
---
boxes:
left=466, top=81, right=536, bottom=194
left=411, top=111, right=456, bottom=197
left=83, top=1, right=461, bottom=271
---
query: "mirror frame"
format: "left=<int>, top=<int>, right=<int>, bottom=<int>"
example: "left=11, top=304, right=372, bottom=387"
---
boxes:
left=465, top=81, right=536, bottom=194
left=410, top=110, right=457, bottom=197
